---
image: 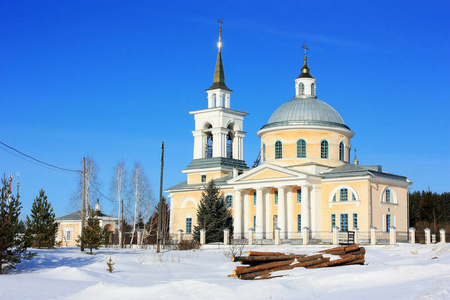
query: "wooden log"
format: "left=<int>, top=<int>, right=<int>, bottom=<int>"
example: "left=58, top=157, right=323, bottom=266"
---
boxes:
left=342, top=258, right=365, bottom=266
left=319, top=246, right=345, bottom=253
left=247, top=251, right=286, bottom=256
left=238, top=257, right=330, bottom=280
left=344, top=243, right=360, bottom=253
left=234, top=254, right=306, bottom=263
left=306, top=255, right=364, bottom=269
left=233, top=259, right=295, bottom=276
left=340, top=248, right=365, bottom=259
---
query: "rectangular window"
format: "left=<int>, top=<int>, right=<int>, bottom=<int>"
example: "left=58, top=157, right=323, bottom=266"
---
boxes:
left=225, top=195, right=233, bottom=208
left=297, top=214, right=302, bottom=232
left=340, top=213, right=348, bottom=232
left=386, top=214, right=391, bottom=232
left=274, top=191, right=278, bottom=205
left=331, top=214, right=336, bottom=231
left=353, top=213, right=358, bottom=229
left=66, top=230, right=72, bottom=241
left=253, top=192, right=256, bottom=206
left=253, top=215, right=256, bottom=230
left=297, top=189, right=302, bottom=203
left=340, top=189, right=348, bottom=202
left=201, top=175, right=206, bottom=182
left=186, top=218, right=192, bottom=234
left=386, top=189, right=391, bottom=203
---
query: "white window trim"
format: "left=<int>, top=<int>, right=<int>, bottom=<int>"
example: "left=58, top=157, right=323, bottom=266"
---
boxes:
left=328, top=185, right=360, bottom=207
left=381, top=186, right=398, bottom=204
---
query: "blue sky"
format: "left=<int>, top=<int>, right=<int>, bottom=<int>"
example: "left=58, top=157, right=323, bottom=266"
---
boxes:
left=1, top=0, right=449, bottom=219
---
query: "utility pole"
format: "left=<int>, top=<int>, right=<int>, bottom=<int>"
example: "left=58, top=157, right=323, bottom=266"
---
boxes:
left=156, top=142, right=164, bottom=253
left=81, top=157, right=86, bottom=252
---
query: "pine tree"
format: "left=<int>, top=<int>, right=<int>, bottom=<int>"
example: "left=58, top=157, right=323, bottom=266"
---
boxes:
left=77, top=211, right=105, bottom=254
left=25, top=189, right=58, bottom=249
left=193, top=180, right=231, bottom=243
left=0, top=178, right=34, bottom=274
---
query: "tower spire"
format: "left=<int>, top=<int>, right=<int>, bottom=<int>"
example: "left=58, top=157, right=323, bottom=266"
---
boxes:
left=207, top=19, right=230, bottom=91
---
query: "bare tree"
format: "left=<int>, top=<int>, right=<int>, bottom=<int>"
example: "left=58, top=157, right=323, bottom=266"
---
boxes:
left=127, top=162, right=154, bottom=246
left=70, top=157, right=100, bottom=216
left=111, top=161, right=126, bottom=248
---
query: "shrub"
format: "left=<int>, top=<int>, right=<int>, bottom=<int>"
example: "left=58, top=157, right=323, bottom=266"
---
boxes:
left=177, top=240, right=200, bottom=250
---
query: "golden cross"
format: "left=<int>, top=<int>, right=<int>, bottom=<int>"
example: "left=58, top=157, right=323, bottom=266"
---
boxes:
left=302, top=43, right=309, bottom=57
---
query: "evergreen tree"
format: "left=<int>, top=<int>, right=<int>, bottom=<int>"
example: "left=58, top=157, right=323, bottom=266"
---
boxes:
left=0, top=178, right=34, bottom=274
left=77, top=211, right=105, bottom=254
left=146, top=197, right=170, bottom=244
left=193, top=180, right=231, bottom=243
left=25, top=189, right=58, bottom=248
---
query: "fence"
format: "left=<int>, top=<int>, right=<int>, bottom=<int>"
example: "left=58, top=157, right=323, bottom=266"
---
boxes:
left=102, top=228, right=447, bottom=248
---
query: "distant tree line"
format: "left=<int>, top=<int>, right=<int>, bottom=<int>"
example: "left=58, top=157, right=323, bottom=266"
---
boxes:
left=409, top=190, right=450, bottom=233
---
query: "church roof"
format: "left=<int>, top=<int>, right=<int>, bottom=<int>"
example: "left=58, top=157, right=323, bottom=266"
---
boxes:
left=57, top=210, right=116, bottom=221
left=165, top=174, right=233, bottom=192
left=262, top=97, right=350, bottom=130
left=321, top=164, right=408, bottom=181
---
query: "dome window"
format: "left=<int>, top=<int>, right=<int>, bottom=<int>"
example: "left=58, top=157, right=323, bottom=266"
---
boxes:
left=297, top=139, right=306, bottom=158
left=311, top=83, right=315, bottom=96
left=299, top=83, right=305, bottom=95
left=320, top=140, right=328, bottom=159
left=275, top=140, right=283, bottom=159
left=339, top=142, right=345, bottom=161
left=262, top=143, right=266, bottom=162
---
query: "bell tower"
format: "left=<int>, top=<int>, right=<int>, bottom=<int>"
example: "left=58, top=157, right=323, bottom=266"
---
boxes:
left=184, top=20, right=249, bottom=183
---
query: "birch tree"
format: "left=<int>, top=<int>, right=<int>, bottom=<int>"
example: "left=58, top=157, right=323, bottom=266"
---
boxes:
left=111, top=161, right=126, bottom=248
left=128, top=162, right=154, bottom=246
left=70, top=157, right=100, bottom=216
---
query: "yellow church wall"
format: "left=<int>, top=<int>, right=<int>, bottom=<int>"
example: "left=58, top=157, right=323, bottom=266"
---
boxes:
left=170, top=187, right=236, bottom=237
left=370, top=183, right=408, bottom=232
left=187, top=171, right=230, bottom=185
left=320, top=180, right=371, bottom=232
left=58, top=223, right=81, bottom=247
left=261, top=129, right=351, bottom=167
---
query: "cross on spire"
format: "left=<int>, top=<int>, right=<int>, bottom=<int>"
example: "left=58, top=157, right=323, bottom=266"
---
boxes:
left=217, top=19, right=223, bottom=49
left=302, top=43, right=309, bottom=57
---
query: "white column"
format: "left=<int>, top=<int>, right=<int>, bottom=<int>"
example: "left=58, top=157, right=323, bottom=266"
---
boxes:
left=311, top=185, right=321, bottom=232
left=425, top=228, right=431, bottom=244
left=200, top=229, right=206, bottom=244
left=256, top=188, right=264, bottom=239
left=274, top=227, right=281, bottom=245
left=301, top=185, right=310, bottom=229
left=264, top=190, right=271, bottom=237
left=192, top=130, right=203, bottom=159
left=277, top=187, right=286, bottom=239
left=440, top=229, right=446, bottom=243
left=234, top=190, right=242, bottom=239
left=287, top=187, right=293, bottom=239
left=244, top=193, right=249, bottom=238
left=370, top=226, right=377, bottom=245
left=389, top=226, right=396, bottom=245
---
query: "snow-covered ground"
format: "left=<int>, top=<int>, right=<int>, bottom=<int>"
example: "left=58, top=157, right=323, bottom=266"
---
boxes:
left=1, top=243, right=449, bottom=300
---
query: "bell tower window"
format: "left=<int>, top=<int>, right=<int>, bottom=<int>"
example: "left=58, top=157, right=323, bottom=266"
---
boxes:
left=227, top=133, right=233, bottom=159
left=311, top=83, right=315, bottom=96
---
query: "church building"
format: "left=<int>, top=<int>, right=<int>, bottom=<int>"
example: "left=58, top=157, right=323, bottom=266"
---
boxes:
left=166, top=26, right=412, bottom=241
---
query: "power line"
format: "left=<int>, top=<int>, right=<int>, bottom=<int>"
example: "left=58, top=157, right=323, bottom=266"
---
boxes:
left=0, top=140, right=80, bottom=173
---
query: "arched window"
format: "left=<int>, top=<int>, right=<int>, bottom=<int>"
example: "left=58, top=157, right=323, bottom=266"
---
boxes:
left=382, top=187, right=397, bottom=204
left=212, top=94, right=217, bottom=107
left=386, top=189, right=391, bottom=203
left=206, top=135, right=213, bottom=158
left=339, top=142, right=345, bottom=161
left=226, top=133, right=233, bottom=159
left=299, top=82, right=305, bottom=95
left=321, top=140, right=328, bottom=159
left=297, top=139, right=306, bottom=158
left=340, top=188, right=348, bottom=201
left=275, top=140, right=282, bottom=159
left=262, top=143, right=266, bottom=162
left=311, top=83, right=315, bottom=96
left=225, top=195, right=233, bottom=208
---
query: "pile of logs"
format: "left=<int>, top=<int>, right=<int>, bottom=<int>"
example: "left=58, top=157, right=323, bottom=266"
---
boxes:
left=230, top=244, right=365, bottom=280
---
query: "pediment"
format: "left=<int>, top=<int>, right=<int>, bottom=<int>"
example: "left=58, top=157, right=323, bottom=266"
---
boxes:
left=228, top=163, right=307, bottom=184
